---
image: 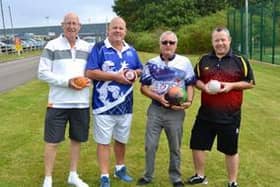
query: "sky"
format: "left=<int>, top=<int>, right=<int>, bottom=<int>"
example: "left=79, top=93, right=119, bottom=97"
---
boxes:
left=0, top=0, right=117, bottom=28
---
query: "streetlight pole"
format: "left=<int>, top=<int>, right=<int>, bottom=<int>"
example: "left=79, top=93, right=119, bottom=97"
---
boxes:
left=8, top=5, right=14, bottom=36
left=245, top=0, right=249, bottom=57
left=45, top=16, right=49, bottom=35
left=0, top=0, right=7, bottom=37
left=45, top=16, right=49, bottom=25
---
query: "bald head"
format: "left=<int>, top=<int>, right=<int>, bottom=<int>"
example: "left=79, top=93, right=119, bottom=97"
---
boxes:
left=62, top=12, right=80, bottom=25
left=109, top=16, right=126, bottom=31
left=61, top=12, right=81, bottom=47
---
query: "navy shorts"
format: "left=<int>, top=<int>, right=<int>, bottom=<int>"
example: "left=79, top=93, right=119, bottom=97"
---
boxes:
left=189, top=118, right=240, bottom=155
left=44, top=108, right=90, bottom=143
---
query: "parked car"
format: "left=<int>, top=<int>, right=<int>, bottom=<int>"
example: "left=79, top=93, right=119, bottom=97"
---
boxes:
left=0, top=41, right=15, bottom=53
left=82, top=36, right=96, bottom=47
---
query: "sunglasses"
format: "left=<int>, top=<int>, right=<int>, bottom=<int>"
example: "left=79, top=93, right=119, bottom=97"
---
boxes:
left=161, top=40, right=176, bottom=45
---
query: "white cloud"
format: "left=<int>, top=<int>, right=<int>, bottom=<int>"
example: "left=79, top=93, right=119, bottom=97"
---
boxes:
left=1, top=0, right=116, bottom=28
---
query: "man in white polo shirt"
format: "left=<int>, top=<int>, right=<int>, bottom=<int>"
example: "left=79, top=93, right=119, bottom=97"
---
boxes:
left=38, top=12, right=91, bottom=187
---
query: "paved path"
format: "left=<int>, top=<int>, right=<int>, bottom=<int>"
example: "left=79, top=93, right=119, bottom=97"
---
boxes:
left=0, top=56, right=40, bottom=92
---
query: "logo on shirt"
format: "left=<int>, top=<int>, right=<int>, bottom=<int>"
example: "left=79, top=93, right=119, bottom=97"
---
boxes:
left=102, top=60, right=116, bottom=72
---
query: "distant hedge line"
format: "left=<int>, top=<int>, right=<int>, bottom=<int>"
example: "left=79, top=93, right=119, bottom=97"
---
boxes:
left=126, top=11, right=226, bottom=55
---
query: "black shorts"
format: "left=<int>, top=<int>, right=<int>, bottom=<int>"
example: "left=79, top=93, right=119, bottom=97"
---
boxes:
left=44, top=108, right=90, bottom=143
left=189, top=118, right=240, bottom=155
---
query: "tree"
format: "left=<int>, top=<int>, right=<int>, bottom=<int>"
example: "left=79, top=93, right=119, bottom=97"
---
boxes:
left=194, top=0, right=227, bottom=16
left=113, top=0, right=227, bottom=31
left=227, top=0, right=273, bottom=9
left=113, top=0, right=273, bottom=31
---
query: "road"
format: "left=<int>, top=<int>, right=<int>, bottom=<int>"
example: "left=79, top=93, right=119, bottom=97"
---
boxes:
left=0, top=56, right=40, bottom=92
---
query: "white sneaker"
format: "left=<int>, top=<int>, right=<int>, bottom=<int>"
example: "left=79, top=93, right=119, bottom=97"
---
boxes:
left=68, top=174, right=89, bottom=187
left=42, top=177, right=52, bottom=187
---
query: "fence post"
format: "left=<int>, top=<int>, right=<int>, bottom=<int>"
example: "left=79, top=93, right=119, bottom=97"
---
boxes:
left=233, top=10, right=237, bottom=51
left=249, top=12, right=253, bottom=59
left=245, top=0, right=249, bottom=58
left=260, top=4, right=264, bottom=61
left=272, top=0, right=276, bottom=64
left=240, top=9, right=244, bottom=53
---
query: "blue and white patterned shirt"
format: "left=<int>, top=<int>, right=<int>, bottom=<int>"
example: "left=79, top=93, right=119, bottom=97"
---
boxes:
left=140, top=54, right=196, bottom=105
left=86, top=38, right=143, bottom=115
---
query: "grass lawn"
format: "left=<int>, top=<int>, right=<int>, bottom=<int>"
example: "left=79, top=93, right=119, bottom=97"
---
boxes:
left=0, top=50, right=42, bottom=63
left=0, top=52, right=279, bottom=187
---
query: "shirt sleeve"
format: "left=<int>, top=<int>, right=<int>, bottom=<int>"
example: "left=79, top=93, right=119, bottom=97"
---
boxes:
left=86, top=42, right=104, bottom=70
left=140, top=62, right=152, bottom=85
left=240, top=56, right=256, bottom=85
left=38, top=47, right=69, bottom=87
left=184, top=58, right=196, bottom=86
left=133, top=48, right=143, bottom=70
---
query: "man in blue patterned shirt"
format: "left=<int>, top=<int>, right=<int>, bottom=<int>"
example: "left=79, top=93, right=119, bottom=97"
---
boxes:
left=137, top=31, right=196, bottom=187
left=86, top=16, right=142, bottom=187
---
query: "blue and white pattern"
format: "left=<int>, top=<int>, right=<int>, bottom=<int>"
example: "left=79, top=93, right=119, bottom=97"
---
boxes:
left=86, top=38, right=142, bottom=115
left=140, top=54, right=196, bottom=95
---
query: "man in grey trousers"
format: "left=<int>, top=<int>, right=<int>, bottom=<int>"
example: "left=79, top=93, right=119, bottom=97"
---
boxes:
left=136, top=31, right=196, bottom=187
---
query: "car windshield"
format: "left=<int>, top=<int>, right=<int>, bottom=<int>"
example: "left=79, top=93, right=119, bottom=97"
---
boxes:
left=83, top=37, right=96, bottom=44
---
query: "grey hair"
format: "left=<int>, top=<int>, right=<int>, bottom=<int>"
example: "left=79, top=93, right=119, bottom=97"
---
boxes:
left=212, top=26, right=231, bottom=38
left=159, top=31, right=178, bottom=42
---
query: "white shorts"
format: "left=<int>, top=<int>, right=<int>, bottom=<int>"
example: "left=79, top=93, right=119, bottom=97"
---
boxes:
left=93, top=114, right=133, bottom=144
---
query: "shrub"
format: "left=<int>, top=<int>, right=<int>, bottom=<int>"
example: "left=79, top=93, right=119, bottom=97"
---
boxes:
left=126, top=11, right=227, bottom=54
left=126, top=31, right=159, bottom=53
left=177, top=11, right=227, bottom=54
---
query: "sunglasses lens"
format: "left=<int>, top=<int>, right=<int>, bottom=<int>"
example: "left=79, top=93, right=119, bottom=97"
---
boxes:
left=161, top=41, right=176, bottom=45
left=169, top=41, right=176, bottom=45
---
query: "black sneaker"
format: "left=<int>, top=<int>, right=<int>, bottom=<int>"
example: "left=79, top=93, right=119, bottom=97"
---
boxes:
left=185, top=174, right=208, bottom=185
left=173, top=181, right=184, bottom=187
left=136, top=177, right=151, bottom=186
left=228, top=182, right=239, bottom=187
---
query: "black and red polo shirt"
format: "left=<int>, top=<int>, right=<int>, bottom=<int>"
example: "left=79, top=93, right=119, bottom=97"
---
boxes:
left=194, top=50, right=255, bottom=124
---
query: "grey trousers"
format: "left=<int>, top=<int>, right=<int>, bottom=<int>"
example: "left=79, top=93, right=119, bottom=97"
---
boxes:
left=143, top=103, right=185, bottom=183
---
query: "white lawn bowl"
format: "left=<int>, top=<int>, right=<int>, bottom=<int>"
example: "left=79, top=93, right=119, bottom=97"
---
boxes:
left=208, top=80, right=221, bottom=94
left=124, top=70, right=137, bottom=81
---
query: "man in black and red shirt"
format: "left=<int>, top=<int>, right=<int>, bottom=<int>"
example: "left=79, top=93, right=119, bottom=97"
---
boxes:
left=186, top=27, right=255, bottom=187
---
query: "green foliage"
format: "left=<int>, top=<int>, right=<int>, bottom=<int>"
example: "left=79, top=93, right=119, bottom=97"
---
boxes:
left=177, top=11, right=227, bottom=54
left=194, top=0, right=227, bottom=16
left=127, top=11, right=227, bottom=54
left=113, top=0, right=277, bottom=32
left=113, top=0, right=227, bottom=31
left=228, top=0, right=273, bottom=9
left=126, top=31, right=159, bottom=53
left=228, top=1, right=280, bottom=63
left=177, top=24, right=211, bottom=54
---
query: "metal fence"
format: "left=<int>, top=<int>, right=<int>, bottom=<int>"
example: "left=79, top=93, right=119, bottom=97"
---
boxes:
left=228, top=1, right=280, bottom=65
